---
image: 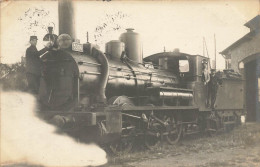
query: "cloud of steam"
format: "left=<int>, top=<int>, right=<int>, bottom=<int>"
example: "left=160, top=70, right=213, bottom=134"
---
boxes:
left=0, top=91, right=107, bottom=167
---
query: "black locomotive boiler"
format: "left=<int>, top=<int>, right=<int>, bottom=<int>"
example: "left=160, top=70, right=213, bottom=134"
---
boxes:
left=36, top=0, right=245, bottom=154
left=38, top=27, right=244, bottom=154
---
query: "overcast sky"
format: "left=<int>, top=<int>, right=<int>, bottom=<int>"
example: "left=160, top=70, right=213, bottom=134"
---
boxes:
left=1, top=0, right=259, bottom=69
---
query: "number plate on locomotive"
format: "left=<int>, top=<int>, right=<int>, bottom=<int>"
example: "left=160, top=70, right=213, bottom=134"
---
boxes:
left=72, top=42, right=83, bottom=52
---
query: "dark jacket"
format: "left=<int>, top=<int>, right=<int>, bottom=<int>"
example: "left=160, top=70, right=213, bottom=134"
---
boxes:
left=25, top=45, right=48, bottom=75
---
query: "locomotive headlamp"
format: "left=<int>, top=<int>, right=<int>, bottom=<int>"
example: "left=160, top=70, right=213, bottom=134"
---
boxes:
left=43, top=26, right=58, bottom=48
left=43, top=27, right=58, bottom=42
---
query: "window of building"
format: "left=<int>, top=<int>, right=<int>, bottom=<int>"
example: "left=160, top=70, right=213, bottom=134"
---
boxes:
left=225, top=58, right=231, bottom=69
left=239, top=61, right=244, bottom=69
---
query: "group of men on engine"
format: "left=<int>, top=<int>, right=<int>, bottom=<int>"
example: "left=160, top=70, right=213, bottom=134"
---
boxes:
left=25, top=33, right=78, bottom=95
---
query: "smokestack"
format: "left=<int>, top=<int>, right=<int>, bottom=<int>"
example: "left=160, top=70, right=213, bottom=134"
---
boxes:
left=58, top=0, right=75, bottom=40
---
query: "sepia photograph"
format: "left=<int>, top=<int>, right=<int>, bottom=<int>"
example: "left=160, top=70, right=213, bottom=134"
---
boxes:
left=0, top=0, right=260, bottom=166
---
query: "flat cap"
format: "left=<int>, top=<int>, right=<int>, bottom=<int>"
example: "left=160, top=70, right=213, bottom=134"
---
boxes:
left=30, top=36, right=38, bottom=41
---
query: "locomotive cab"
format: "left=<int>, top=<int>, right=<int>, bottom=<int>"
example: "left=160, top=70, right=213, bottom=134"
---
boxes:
left=144, top=52, right=208, bottom=86
left=144, top=53, right=210, bottom=110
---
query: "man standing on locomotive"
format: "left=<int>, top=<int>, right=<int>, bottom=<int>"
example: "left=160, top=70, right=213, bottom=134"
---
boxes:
left=201, top=59, right=211, bottom=107
left=25, top=35, right=51, bottom=94
left=208, top=69, right=222, bottom=109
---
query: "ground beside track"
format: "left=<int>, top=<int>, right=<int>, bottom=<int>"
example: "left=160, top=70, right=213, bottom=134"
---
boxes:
left=2, top=123, right=260, bottom=167
left=106, top=123, right=260, bottom=167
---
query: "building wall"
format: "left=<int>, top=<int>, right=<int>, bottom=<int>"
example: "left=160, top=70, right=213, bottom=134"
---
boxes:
left=229, top=32, right=260, bottom=72
left=257, top=58, right=260, bottom=122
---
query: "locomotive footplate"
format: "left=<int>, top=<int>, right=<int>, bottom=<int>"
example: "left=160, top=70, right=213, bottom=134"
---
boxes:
left=42, top=111, right=97, bottom=127
left=42, top=109, right=122, bottom=134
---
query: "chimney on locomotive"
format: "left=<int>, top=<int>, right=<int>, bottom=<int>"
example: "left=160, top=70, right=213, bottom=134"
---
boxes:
left=58, top=0, right=76, bottom=40
left=119, top=28, right=143, bottom=63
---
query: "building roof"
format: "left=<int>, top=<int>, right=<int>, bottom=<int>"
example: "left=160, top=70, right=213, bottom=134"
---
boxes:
left=244, top=15, right=260, bottom=30
left=220, top=15, right=260, bottom=58
left=219, top=31, right=255, bottom=58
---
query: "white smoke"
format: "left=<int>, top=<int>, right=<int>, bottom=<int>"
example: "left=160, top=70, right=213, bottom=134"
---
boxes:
left=0, top=91, right=107, bottom=166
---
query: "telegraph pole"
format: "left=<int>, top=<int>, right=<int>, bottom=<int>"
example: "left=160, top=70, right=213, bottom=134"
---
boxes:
left=203, top=38, right=205, bottom=57
left=214, top=34, right=216, bottom=69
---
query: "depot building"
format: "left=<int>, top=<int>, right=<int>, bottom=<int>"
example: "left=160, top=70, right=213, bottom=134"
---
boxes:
left=220, top=15, right=260, bottom=122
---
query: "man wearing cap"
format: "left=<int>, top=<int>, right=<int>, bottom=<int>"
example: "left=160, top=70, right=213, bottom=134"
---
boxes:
left=202, top=59, right=210, bottom=85
left=201, top=59, right=211, bottom=107
left=208, top=69, right=222, bottom=108
left=25, top=35, right=51, bottom=94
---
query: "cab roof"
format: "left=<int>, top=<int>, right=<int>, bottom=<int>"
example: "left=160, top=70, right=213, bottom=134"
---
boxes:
left=143, top=52, right=208, bottom=63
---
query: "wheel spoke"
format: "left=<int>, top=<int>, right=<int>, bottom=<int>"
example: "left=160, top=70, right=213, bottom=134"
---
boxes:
left=109, top=121, right=135, bottom=155
left=107, top=96, right=135, bottom=155
left=144, top=118, right=161, bottom=149
left=165, top=115, right=182, bottom=145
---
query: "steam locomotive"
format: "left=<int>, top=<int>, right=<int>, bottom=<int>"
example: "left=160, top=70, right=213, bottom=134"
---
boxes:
left=37, top=27, right=244, bottom=154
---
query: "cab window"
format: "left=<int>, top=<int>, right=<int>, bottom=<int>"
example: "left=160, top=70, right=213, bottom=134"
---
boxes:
left=179, top=60, right=189, bottom=72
